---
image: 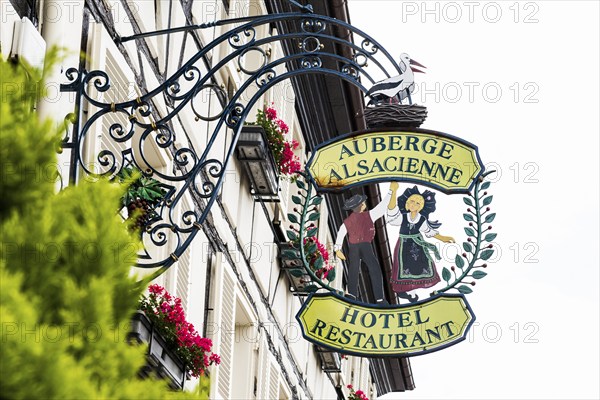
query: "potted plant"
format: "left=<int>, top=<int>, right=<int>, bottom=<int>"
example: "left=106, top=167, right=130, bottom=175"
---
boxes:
left=116, top=166, right=165, bottom=231
left=301, top=235, right=336, bottom=283
left=282, top=233, right=336, bottom=293
left=133, top=284, right=221, bottom=386
left=347, top=384, right=369, bottom=400
left=254, top=105, right=301, bottom=178
left=236, top=105, right=302, bottom=196
left=315, top=346, right=342, bottom=372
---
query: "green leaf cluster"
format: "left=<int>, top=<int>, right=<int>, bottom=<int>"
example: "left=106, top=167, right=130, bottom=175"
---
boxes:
left=0, top=54, right=198, bottom=398
left=117, top=166, right=165, bottom=207
left=0, top=50, right=60, bottom=220
left=437, top=173, right=498, bottom=296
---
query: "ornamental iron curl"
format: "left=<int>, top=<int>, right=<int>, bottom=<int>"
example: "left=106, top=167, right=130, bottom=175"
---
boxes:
left=60, top=11, right=410, bottom=271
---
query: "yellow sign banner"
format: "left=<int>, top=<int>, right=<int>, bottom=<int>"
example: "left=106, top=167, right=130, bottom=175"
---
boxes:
left=306, top=129, right=483, bottom=193
left=296, top=293, right=475, bottom=356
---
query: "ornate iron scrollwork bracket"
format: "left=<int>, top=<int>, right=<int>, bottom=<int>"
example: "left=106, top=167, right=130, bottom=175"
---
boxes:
left=60, top=9, right=406, bottom=273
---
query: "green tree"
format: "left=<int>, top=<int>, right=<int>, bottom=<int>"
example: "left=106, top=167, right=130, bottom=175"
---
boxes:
left=0, top=55, right=197, bottom=398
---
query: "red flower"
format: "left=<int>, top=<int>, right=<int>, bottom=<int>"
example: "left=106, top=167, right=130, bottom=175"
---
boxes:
left=347, top=385, right=369, bottom=400
left=255, top=106, right=303, bottom=177
left=265, top=107, right=277, bottom=120
left=276, top=118, right=289, bottom=133
left=148, top=284, right=163, bottom=294
left=139, top=285, right=219, bottom=378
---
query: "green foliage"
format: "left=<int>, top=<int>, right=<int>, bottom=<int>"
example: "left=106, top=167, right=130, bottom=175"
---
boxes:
left=287, top=213, right=299, bottom=224
left=436, top=171, right=498, bottom=296
left=286, top=229, right=298, bottom=241
left=193, top=374, right=210, bottom=400
left=484, top=233, right=497, bottom=242
left=479, top=249, right=495, bottom=260
left=307, top=212, right=320, bottom=221
left=0, top=50, right=61, bottom=221
left=472, top=271, right=487, bottom=279
left=0, top=54, right=197, bottom=398
left=282, top=249, right=299, bottom=259
left=442, top=267, right=452, bottom=283
left=457, top=285, right=473, bottom=294
left=285, top=179, right=336, bottom=287
left=303, top=285, right=318, bottom=293
left=463, top=242, right=472, bottom=253
left=306, top=227, right=318, bottom=237
left=289, top=269, right=305, bottom=277
left=484, top=213, right=496, bottom=223
left=117, top=166, right=165, bottom=208
left=455, top=254, right=465, bottom=269
left=310, top=196, right=322, bottom=206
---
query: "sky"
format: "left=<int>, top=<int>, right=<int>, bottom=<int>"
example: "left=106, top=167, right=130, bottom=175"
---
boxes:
left=346, top=1, right=600, bottom=399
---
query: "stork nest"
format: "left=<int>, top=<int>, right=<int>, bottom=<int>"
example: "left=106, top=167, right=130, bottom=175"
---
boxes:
left=364, top=104, right=428, bottom=128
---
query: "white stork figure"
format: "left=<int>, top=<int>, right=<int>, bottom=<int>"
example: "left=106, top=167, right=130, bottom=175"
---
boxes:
left=366, top=53, right=426, bottom=106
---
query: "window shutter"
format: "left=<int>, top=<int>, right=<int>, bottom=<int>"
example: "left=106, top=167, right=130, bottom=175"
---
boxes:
left=84, top=23, right=137, bottom=175
left=175, top=247, right=191, bottom=311
left=360, top=360, right=369, bottom=395
left=218, top=266, right=235, bottom=398
left=256, top=337, right=270, bottom=400
left=208, top=254, right=236, bottom=399
left=99, top=51, right=134, bottom=161
left=269, top=360, right=279, bottom=400
left=174, top=196, right=193, bottom=311
left=84, top=22, right=168, bottom=178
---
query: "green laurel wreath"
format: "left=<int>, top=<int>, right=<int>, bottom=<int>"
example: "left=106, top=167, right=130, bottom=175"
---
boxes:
left=286, top=171, right=498, bottom=297
left=434, top=170, right=497, bottom=295
left=283, top=172, right=342, bottom=294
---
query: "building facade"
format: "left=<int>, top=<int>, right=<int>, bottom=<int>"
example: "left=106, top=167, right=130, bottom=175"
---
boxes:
left=2, top=0, right=414, bottom=398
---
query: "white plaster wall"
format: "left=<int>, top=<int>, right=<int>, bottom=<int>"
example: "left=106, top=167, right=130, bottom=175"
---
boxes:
left=29, top=0, right=365, bottom=397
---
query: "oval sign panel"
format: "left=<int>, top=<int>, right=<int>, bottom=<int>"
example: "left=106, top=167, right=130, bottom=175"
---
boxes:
left=296, top=293, right=475, bottom=357
left=306, top=128, right=484, bottom=194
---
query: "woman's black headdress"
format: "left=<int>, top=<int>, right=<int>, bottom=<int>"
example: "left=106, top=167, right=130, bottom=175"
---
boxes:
left=397, top=186, right=442, bottom=229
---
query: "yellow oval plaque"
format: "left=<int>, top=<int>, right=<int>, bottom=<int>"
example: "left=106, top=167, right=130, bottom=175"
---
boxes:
left=296, top=293, right=475, bottom=357
left=306, top=128, right=483, bottom=193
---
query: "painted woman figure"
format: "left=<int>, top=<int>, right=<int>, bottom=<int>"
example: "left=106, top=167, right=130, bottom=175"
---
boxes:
left=387, top=185, right=455, bottom=302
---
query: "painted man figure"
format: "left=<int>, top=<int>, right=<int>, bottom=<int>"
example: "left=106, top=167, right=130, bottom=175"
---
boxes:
left=334, top=182, right=398, bottom=303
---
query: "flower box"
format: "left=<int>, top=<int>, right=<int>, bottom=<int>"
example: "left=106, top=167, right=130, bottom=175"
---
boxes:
left=278, top=236, right=336, bottom=295
left=278, top=242, right=316, bottom=294
left=129, top=310, right=188, bottom=390
left=235, top=125, right=280, bottom=197
left=315, top=346, right=342, bottom=372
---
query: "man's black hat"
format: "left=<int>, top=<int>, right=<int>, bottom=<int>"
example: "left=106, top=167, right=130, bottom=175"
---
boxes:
left=343, top=194, right=367, bottom=210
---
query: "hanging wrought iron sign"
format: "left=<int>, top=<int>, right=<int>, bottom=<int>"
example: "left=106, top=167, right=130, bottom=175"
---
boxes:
left=288, top=51, right=497, bottom=357
left=291, top=156, right=496, bottom=358
left=58, top=0, right=496, bottom=359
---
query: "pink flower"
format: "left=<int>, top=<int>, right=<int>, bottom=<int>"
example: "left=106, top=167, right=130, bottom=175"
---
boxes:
left=255, top=106, right=303, bottom=177
left=148, top=284, right=163, bottom=294
left=276, top=118, right=289, bottom=133
left=265, top=107, right=277, bottom=120
left=347, top=384, right=353, bottom=389
left=139, top=284, right=219, bottom=377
